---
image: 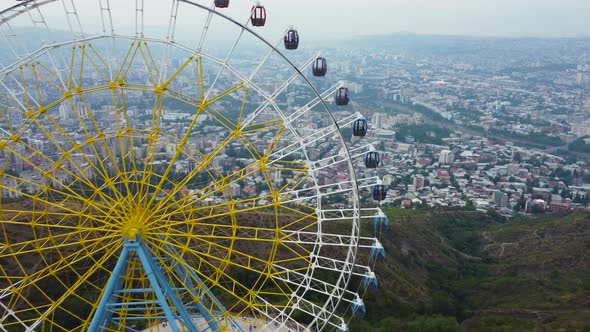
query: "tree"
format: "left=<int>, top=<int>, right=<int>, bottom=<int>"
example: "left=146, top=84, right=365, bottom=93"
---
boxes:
left=560, top=189, right=569, bottom=199
left=430, top=291, right=457, bottom=317
left=406, top=315, right=462, bottom=332
left=513, top=151, right=522, bottom=162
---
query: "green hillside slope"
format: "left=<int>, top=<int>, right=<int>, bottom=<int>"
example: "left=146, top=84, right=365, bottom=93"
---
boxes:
left=350, top=209, right=590, bottom=332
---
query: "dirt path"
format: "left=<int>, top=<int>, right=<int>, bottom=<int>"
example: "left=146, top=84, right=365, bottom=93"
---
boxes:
left=482, top=231, right=518, bottom=257
left=433, top=232, right=482, bottom=261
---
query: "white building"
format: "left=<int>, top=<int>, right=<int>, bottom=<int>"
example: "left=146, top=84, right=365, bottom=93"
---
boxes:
left=59, top=103, right=73, bottom=121
left=439, top=150, right=455, bottom=165
left=372, top=113, right=383, bottom=129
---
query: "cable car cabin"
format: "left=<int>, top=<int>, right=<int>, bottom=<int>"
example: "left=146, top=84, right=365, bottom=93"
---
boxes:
left=363, top=271, right=378, bottom=289
left=214, top=0, right=229, bottom=8
left=338, top=323, right=349, bottom=332
left=352, top=118, right=367, bottom=137
left=352, top=298, right=366, bottom=318
left=364, top=151, right=380, bottom=169
left=370, top=241, right=385, bottom=261
left=250, top=5, right=266, bottom=27
left=284, top=29, right=299, bottom=50
left=374, top=213, right=389, bottom=232
left=334, top=87, right=350, bottom=106
left=372, top=184, right=387, bottom=201
left=312, top=57, right=327, bottom=77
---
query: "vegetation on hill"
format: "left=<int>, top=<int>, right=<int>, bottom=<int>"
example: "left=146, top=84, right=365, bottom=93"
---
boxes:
left=569, top=135, right=590, bottom=153
left=348, top=208, right=590, bottom=331
left=3, top=200, right=589, bottom=331
left=395, top=124, right=452, bottom=145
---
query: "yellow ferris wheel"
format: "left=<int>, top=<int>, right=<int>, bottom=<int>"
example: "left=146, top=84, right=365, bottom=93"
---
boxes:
left=0, top=1, right=388, bottom=331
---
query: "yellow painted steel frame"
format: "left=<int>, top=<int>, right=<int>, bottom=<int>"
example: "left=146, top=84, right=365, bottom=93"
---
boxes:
left=0, top=39, right=317, bottom=331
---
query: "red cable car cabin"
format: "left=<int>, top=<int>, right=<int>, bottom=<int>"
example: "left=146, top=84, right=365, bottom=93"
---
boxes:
left=251, top=5, right=266, bottom=27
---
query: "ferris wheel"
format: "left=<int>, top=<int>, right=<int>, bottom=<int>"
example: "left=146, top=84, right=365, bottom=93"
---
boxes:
left=0, top=1, right=389, bottom=331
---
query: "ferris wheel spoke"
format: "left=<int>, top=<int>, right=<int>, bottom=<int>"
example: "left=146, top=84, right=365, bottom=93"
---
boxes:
left=25, top=115, right=129, bottom=207
left=75, top=43, right=113, bottom=85
left=202, top=19, right=251, bottom=102
left=152, top=0, right=181, bottom=84
left=273, top=266, right=359, bottom=309
left=20, top=98, right=115, bottom=187
left=319, top=207, right=381, bottom=222
left=283, top=82, right=344, bottom=125
left=0, top=148, right=123, bottom=218
left=1, top=234, right=118, bottom=302
left=16, top=67, right=40, bottom=110
left=0, top=78, right=30, bottom=117
left=269, top=112, right=360, bottom=162
left=150, top=195, right=277, bottom=230
left=163, top=221, right=277, bottom=239
left=0, top=12, right=31, bottom=62
left=30, top=244, right=117, bottom=331
left=242, top=54, right=322, bottom=128
left=151, top=232, right=271, bottom=281
left=113, top=40, right=143, bottom=83
left=149, top=234, right=263, bottom=294
left=246, top=33, right=289, bottom=82
left=0, top=181, right=117, bottom=225
left=309, top=143, right=374, bottom=172
left=108, top=88, right=137, bottom=198
left=0, top=228, right=117, bottom=262
left=135, top=0, right=145, bottom=37
left=284, top=293, right=346, bottom=331
left=161, top=223, right=306, bottom=249
left=22, top=59, right=70, bottom=98
left=152, top=167, right=312, bottom=224
left=137, top=92, right=166, bottom=203
left=0, top=212, right=116, bottom=238
left=310, top=255, right=370, bottom=279
left=192, top=1, right=215, bottom=52
left=144, top=86, right=244, bottom=210
left=59, top=0, right=85, bottom=39
left=147, top=131, right=238, bottom=210
left=281, top=230, right=377, bottom=249
left=151, top=159, right=261, bottom=215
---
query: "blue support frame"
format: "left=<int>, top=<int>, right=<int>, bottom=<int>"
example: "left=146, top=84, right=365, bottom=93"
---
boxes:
left=88, top=236, right=244, bottom=332
left=163, top=243, right=243, bottom=331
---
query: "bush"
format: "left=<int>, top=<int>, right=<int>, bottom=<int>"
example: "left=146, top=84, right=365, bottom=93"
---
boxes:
left=470, top=317, right=535, bottom=331
left=406, top=315, right=462, bottom=332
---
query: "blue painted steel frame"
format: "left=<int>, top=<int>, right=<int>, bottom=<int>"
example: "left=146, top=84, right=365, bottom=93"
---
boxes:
left=162, top=243, right=244, bottom=331
left=87, top=238, right=243, bottom=332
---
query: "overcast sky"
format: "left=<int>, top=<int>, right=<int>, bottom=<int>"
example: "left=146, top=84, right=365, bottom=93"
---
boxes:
left=3, top=0, right=590, bottom=40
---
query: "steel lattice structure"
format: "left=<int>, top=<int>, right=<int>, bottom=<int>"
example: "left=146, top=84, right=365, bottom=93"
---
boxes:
left=0, top=1, right=388, bottom=331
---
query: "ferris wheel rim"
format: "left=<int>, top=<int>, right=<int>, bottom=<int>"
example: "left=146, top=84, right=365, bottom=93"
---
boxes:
left=179, top=1, right=364, bottom=324
left=0, top=0, right=370, bottom=330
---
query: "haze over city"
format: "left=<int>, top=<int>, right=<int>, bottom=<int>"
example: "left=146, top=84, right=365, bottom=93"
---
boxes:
left=3, top=0, right=590, bottom=39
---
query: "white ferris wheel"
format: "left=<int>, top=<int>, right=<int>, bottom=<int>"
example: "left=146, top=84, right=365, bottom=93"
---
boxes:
left=0, top=0, right=389, bottom=331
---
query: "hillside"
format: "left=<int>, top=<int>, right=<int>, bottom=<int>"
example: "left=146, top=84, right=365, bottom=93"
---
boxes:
left=349, top=209, right=590, bottom=331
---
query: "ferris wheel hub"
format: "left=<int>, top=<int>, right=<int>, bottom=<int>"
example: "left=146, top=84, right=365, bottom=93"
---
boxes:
left=127, top=228, right=139, bottom=241
left=121, top=207, right=152, bottom=241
